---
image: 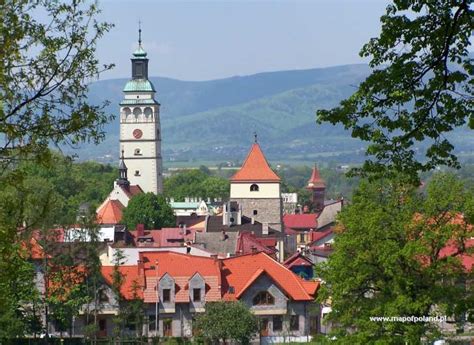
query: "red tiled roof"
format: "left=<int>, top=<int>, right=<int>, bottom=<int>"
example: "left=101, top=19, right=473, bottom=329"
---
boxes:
left=129, top=229, right=161, bottom=247
left=222, top=252, right=319, bottom=301
left=97, top=199, right=124, bottom=224
left=230, top=143, right=280, bottom=182
left=120, top=185, right=144, bottom=198
left=438, top=238, right=474, bottom=271
left=21, top=237, right=49, bottom=260
left=159, top=228, right=196, bottom=247
left=310, top=228, right=333, bottom=243
left=236, top=232, right=277, bottom=257
left=283, top=214, right=318, bottom=231
left=102, top=266, right=144, bottom=300
left=140, top=251, right=222, bottom=303
left=307, top=165, right=325, bottom=189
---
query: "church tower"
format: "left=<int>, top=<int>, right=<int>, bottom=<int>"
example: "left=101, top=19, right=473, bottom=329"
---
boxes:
left=119, top=27, right=163, bottom=194
left=230, top=136, right=282, bottom=231
left=306, top=164, right=326, bottom=212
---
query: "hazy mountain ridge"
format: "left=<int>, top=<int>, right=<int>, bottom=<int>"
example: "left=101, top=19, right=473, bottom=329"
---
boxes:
left=76, top=64, right=372, bottom=164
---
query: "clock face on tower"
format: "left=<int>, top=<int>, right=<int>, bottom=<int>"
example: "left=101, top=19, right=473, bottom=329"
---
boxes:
left=133, top=129, right=143, bottom=139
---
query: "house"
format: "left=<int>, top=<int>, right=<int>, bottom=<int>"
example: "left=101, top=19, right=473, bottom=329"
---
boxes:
left=137, top=251, right=320, bottom=339
left=169, top=198, right=219, bottom=216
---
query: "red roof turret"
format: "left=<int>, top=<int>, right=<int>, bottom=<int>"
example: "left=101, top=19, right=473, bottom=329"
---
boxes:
left=307, top=165, right=325, bottom=189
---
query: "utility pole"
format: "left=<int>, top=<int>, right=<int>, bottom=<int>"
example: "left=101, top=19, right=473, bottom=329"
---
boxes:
left=155, top=260, right=159, bottom=337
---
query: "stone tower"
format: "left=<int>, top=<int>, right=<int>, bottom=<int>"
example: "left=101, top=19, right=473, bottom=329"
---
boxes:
left=306, top=165, right=326, bottom=212
left=230, top=138, right=282, bottom=231
left=119, top=27, right=163, bottom=194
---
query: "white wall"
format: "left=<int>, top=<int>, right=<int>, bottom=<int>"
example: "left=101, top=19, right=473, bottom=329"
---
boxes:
left=230, top=182, right=280, bottom=199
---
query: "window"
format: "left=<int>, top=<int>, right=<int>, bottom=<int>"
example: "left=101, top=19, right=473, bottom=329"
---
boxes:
left=134, top=170, right=140, bottom=176
left=253, top=209, right=258, bottom=216
left=273, top=316, right=283, bottom=332
left=193, top=288, right=201, bottom=302
left=162, top=288, right=171, bottom=302
left=252, top=291, right=274, bottom=306
left=290, top=315, right=299, bottom=331
left=250, top=184, right=259, bottom=192
left=134, top=148, right=142, bottom=156
left=98, top=289, right=109, bottom=303
left=299, top=233, right=305, bottom=243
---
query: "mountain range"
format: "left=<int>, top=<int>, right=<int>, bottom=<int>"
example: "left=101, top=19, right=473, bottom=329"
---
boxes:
left=72, top=63, right=474, bottom=166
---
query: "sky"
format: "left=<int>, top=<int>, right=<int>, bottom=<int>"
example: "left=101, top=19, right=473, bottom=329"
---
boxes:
left=97, top=0, right=390, bottom=81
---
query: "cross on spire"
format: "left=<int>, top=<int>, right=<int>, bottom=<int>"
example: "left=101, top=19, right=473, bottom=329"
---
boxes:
left=138, top=20, right=142, bottom=46
left=254, top=132, right=258, bottom=143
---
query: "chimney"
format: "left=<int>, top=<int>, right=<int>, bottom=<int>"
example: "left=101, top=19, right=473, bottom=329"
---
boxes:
left=221, top=230, right=227, bottom=241
left=136, top=223, right=145, bottom=237
left=251, top=217, right=255, bottom=225
left=262, top=223, right=269, bottom=236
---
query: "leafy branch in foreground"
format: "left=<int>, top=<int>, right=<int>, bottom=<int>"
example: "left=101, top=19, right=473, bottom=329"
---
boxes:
left=1, top=0, right=114, bottom=172
left=317, top=0, right=473, bottom=181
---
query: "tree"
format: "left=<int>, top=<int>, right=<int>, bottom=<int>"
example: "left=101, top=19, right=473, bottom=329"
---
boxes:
left=1, top=0, right=114, bottom=171
left=122, top=193, right=176, bottom=230
left=195, top=301, right=258, bottom=344
left=164, top=169, right=229, bottom=201
left=316, top=173, right=474, bottom=343
left=317, top=1, right=473, bottom=181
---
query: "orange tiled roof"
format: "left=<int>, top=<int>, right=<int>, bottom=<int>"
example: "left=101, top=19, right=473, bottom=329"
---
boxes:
left=222, top=252, right=319, bottom=301
left=307, top=165, right=325, bottom=189
left=230, top=143, right=280, bottom=182
left=101, top=265, right=144, bottom=300
left=97, top=199, right=124, bottom=224
left=140, top=251, right=222, bottom=303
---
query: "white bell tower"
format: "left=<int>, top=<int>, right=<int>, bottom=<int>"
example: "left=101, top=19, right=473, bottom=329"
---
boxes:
left=119, top=26, right=163, bottom=194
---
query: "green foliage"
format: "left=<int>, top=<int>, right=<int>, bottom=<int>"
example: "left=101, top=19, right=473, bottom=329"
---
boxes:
left=122, top=193, right=176, bottom=230
left=164, top=169, right=229, bottom=201
left=1, top=0, right=114, bottom=170
left=317, top=1, right=474, bottom=180
left=18, top=152, right=116, bottom=224
left=195, top=301, right=258, bottom=344
left=317, top=173, right=474, bottom=343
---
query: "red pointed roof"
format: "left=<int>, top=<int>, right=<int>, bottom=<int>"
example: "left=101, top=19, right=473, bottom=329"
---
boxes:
left=97, top=199, right=124, bottom=224
left=307, top=165, right=325, bottom=189
left=230, top=143, right=280, bottom=182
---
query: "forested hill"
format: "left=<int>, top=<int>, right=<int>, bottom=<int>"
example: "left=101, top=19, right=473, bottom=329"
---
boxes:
left=76, top=63, right=474, bottom=165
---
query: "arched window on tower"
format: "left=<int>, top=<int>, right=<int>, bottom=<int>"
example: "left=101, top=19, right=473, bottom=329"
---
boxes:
left=123, top=107, right=131, bottom=121
left=144, top=107, right=153, bottom=121
left=250, top=184, right=259, bottom=192
left=133, top=107, right=142, bottom=122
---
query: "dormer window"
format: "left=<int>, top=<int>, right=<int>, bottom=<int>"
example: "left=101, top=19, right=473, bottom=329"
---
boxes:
left=250, top=184, right=259, bottom=192
left=134, top=148, right=142, bottom=156
left=253, top=291, right=274, bottom=306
